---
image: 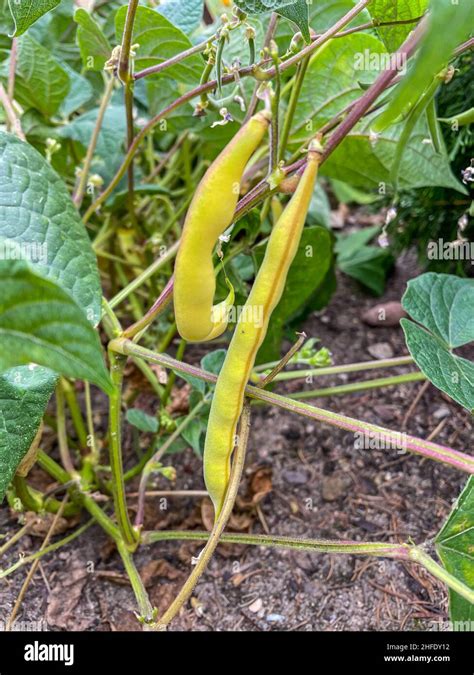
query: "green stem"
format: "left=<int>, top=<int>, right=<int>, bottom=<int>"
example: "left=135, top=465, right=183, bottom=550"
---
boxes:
left=102, top=297, right=123, bottom=336
left=290, top=372, right=426, bottom=399
left=135, top=36, right=216, bottom=82
left=124, top=83, right=137, bottom=226
left=84, top=381, right=99, bottom=465
left=13, top=476, right=43, bottom=512
left=279, top=53, right=310, bottom=160
left=109, top=340, right=474, bottom=476
left=107, top=241, right=180, bottom=310
left=73, top=76, right=115, bottom=207
left=409, top=547, right=474, bottom=606
left=116, top=540, right=156, bottom=623
left=108, top=350, right=139, bottom=548
left=36, top=450, right=153, bottom=621
left=37, top=450, right=70, bottom=484
left=118, top=0, right=139, bottom=84
left=61, top=377, right=88, bottom=449
left=162, top=338, right=186, bottom=406
left=268, top=46, right=281, bottom=173
left=142, top=529, right=411, bottom=559
left=254, top=355, right=415, bottom=377
left=56, top=383, right=79, bottom=477
left=0, top=519, right=95, bottom=580
left=259, top=332, right=307, bottom=387
left=123, top=276, right=174, bottom=341
left=0, top=522, right=32, bottom=557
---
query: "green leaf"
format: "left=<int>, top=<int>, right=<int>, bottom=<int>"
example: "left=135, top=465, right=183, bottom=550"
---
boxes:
left=74, top=8, right=112, bottom=72
left=0, top=366, right=54, bottom=501
left=0, top=132, right=102, bottom=323
left=255, top=226, right=333, bottom=362
left=436, top=477, right=474, bottom=624
left=107, top=184, right=171, bottom=210
left=276, top=1, right=310, bottom=43
left=156, top=0, right=204, bottom=35
left=292, top=34, right=391, bottom=138
left=335, top=224, right=381, bottom=257
left=336, top=227, right=393, bottom=295
left=126, top=409, right=159, bottom=433
left=201, top=349, right=226, bottom=376
left=320, top=111, right=465, bottom=192
left=273, top=0, right=371, bottom=53
left=0, top=261, right=112, bottom=393
left=8, top=0, right=60, bottom=37
left=115, top=6, right=202, bottom=84
left=307, top=182, right=331, bottom=228
left=373, top=0, right=474, bottom=132
left=59, top=62, right=94, bottom=117
left=0, top=132, right=103, bottom=500
left=401, top=273, right=474, bottom=411
left=402, top=273, right=474, bottom=348
left=12, top=34, right=70, bottom=116
left=368, top=0, right=428, bottom=52
left=180, top=417, right=204, bottom=456
left=58, top=104, right=127, bottom=185
left=235, top=0, right=296, bottom=12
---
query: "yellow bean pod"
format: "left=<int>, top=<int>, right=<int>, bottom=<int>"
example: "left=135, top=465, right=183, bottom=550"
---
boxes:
left=204, top=142, right=322, bottom=518
left=174, top=111, right=271, bottom=342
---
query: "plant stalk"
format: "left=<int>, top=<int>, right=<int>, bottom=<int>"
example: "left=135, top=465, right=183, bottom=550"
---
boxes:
left=110, top=340, right=474, bottom=476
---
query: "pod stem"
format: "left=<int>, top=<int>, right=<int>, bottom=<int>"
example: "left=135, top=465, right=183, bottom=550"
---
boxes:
left=152, top=403, right=252, bottom=630
left=258, top=332, right=307, bottom=387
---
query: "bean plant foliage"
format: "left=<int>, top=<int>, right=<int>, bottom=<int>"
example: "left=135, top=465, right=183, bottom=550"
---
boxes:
left=0, top=0, right=472, bottom=632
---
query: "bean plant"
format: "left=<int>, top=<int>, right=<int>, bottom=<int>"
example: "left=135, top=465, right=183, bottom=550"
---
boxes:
left=0, top=0, right=472, bottom=632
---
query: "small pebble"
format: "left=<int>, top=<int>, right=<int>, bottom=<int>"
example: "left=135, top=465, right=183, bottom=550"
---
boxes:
left=367, top=342, right=394, bottom=359
left=282, top=469, right=309, bottom=485
left=433, top=405, right=450, bottom=420
left=266, top=614, right=285, bottom=623
left=248, top=598, right=263, bottom=613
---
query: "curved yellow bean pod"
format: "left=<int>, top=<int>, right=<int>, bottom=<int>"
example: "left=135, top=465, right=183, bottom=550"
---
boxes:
left=204, top=142, right=322, bottom=518
left=174, top=111, right=271, bottom=342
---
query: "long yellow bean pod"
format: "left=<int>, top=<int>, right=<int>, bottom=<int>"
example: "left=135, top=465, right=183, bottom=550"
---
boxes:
left=204, top=141, right=322, bottom=518
left=174, top=111, right=271, bottom=342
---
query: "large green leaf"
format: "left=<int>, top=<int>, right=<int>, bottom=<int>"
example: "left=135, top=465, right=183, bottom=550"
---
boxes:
left=401, top=273, right=474, bottom=411
left=320, top=111, right=465, bottom=192
left=274, top=0, right=371, bottom=52
left=292, top=34, right=389, bottom=139
left=59, top=62, right=94, bottom=117
left=0, top=261, right=111, bottom=393
left=234, top=0, right=295, bottom=11
left=58, top=104, right=127, bottom=186
left=115, top=6, right=202, bottom=84
left=74, top=8, right=112, bottom=72
left=12, top=34, right=70, bottom=117
left=0, top=366, right=54, bottom=502
left=290, top=34, right=464, bottom=192
left=436, top=477, right=474, bottom=624
left=368, top=0, right=428, bottom=52
left=0, top=132, right=103, bottom=499
left=254, top=226, right=333, bottom=362
left=156, top=0, right=204, bottom=35
left=7, top=0, right=60, bottom=37
left=236, top=0, right=310, bottom=41
left=336, top=226, right=393, bottom=295
left=274, top=1, right=310, bottom=43
left=373, top=0, right=474, bottom=132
